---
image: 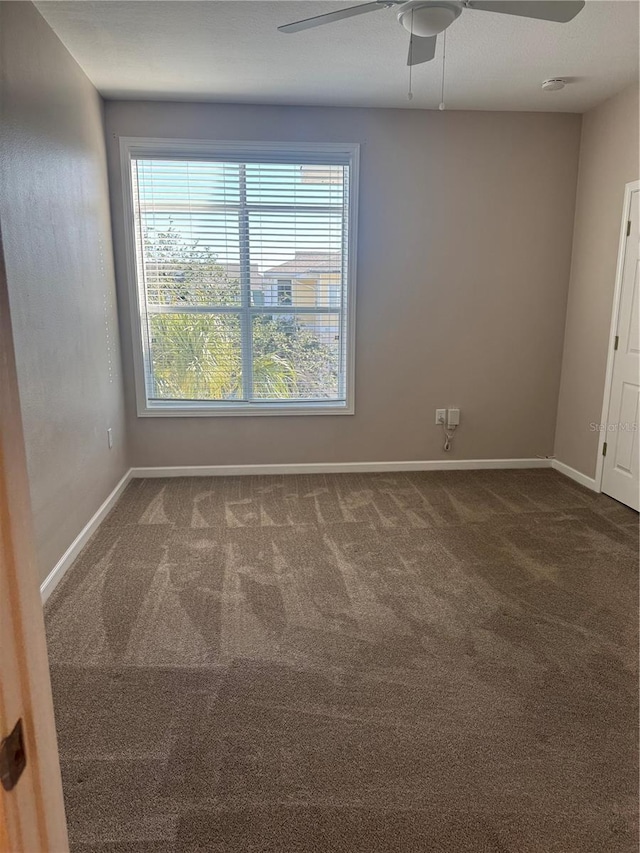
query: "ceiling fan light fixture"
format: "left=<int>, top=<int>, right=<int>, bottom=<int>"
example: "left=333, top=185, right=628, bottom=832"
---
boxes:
left=398, top=1, right=462, bottom=37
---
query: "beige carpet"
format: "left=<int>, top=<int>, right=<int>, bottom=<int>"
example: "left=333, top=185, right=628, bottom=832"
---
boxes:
left=44, top=469, right=639, bottom=852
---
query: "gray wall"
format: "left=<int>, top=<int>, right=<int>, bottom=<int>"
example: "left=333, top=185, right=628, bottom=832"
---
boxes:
left=554, top=84, right=640, bottom=478
left=0, top=2, right=127, bottom=583
left=106, top=101, right=581, bottom=467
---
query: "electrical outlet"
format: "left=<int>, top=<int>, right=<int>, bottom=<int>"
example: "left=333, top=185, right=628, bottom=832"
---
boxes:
left=435, top=409, right=446, bottom=425
left=447, top=408, right=460, bottom=428
left=107, top=427, right=113, bottom=449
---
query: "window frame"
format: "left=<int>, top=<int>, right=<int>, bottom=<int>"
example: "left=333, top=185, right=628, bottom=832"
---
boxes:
left=119, top=137, right=359, bottom=417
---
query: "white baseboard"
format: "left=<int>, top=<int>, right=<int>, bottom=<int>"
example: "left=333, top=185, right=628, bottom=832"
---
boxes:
left=551, top=459, right=599, bottom=492
left=40, top=469, right=133, bottom=604
left=130, top=458, right=553, bottom=478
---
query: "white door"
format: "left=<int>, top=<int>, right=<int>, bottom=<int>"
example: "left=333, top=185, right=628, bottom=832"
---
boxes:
left=602, top=188, right=640, bottom=510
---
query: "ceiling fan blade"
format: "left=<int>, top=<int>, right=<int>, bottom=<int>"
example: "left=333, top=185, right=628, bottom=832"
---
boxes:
left=278, top=1, right=389, bottom=33
left=468, top=1, right=585, bottom=23
left=407, top=34, right=437, bottom=66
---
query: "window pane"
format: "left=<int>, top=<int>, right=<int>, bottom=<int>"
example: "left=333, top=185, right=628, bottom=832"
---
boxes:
left=136, top=159, right=241, bottom=207
left=277, top=280, right=292, bottom=305
left=140, top=216, right=242, bottom=306
left=251, top=314, right=341, bottom=401
left=148, top=313, right=243, bottom=401
left=245, top=163, right=344, bottom=206
left=249, top=211, right=344, bottom=309
left=134, top=159, right=242, bottom=307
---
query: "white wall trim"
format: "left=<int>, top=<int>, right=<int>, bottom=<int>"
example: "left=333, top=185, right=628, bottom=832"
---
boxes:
left=40, top=469, right=133, bottom=604
left=130, top=458, right=553, bottom=478
left=551, top=458, right=599, bottom=492
left=595, top=180, right=640, bottom=491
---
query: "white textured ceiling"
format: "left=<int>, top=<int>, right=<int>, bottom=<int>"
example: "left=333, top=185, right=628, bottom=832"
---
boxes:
left=35, top=0, right=639, bottom=111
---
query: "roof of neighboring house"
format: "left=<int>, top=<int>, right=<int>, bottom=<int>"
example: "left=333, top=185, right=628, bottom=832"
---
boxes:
left=218, top=262, right=262, bottom=288
left=263, top=252, right=341, bottom=278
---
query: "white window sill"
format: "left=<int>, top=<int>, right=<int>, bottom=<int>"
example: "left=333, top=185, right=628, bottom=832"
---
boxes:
left=137, top=401, right=354, bottom=418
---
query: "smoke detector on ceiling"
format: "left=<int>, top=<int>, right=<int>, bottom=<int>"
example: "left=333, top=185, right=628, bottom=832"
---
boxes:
left=542, top=78, right=567, bottom=92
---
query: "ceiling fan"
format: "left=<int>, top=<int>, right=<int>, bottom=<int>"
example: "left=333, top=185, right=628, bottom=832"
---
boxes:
left=278, top=1, right=585, bottom=66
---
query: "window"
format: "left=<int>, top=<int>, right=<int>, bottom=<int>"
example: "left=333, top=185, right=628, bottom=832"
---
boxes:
left=277, top=280, right=293, bottom=306
left=122, top=139, right=358, bottom=416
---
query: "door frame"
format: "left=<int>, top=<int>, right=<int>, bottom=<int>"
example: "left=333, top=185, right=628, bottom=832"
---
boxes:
left=0, top=227, right=69, bottom=850
left=595, top=179, right=640, bottom=493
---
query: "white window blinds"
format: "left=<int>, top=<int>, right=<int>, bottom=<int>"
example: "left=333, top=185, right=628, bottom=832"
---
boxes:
left=126, top=142, right=357, bottom=414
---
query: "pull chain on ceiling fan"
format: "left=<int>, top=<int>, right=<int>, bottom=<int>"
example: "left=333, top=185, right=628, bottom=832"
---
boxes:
left=408, top=18, right=446, bottom=105
left=439, top=28, right=447, bottom=109
left=408, top=10, right=414, bottom=99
